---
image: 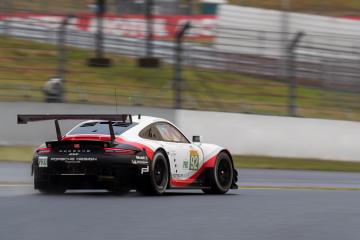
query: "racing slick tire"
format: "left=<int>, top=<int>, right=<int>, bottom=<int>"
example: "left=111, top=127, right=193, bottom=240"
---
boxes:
left=139, top=151, right=169, bottom=195
left=202, top=152, right=234, bottom=194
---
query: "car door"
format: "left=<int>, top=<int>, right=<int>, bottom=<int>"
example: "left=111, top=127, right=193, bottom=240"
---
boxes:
left=154, top=122, right=204, bottom=182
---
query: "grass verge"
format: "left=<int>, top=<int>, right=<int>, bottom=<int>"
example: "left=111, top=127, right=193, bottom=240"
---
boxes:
left=0, top=146, right=36, bottom=162
left=2, top=146, right=360, bottom=173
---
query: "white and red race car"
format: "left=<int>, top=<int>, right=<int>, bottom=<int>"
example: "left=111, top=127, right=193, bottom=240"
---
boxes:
left=18, top=114, right=238, bottom=195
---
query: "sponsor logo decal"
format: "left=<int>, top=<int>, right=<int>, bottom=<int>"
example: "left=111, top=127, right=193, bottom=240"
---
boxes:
left=131, top=160, right=148, bottom=165
left=38, top=156, right=48, bottom=167
left=69, top=153, right=79, bottom=156
left=59, top=149, right=91, bottom=153
left=50, top=157, right=97, bottom=161
left=0, top=14, right=216, bottom=41
left=189, top=150, right=200, bottom=170
left=132, top=155, right=149, bottom=165
left=141, top=166, right=149, bottom=174
left=183, top=161, right=189, bottom=169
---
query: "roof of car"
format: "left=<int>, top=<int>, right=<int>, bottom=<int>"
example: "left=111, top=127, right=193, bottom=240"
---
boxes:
left=77, top=115, right=170, bottom=126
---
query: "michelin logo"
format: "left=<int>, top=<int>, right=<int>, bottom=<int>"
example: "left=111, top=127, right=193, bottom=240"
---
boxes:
left=131, top=155, right=148, bottom=165
left=131, top=160, right=148, bottom=165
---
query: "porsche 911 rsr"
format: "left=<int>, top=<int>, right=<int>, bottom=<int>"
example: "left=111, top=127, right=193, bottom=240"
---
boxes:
left=18, top=114, right=238, bottom=195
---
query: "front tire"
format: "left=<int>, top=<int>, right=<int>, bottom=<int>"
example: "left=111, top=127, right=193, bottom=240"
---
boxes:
left=202, top=152, right=234, bottom=194
left=139, top=151, right=169, bottom=195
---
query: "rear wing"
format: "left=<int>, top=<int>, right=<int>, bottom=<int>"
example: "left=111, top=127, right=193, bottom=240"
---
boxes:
left=17, top=114, right=132, bottom=124
left=17, top=114, right=133, bottom=142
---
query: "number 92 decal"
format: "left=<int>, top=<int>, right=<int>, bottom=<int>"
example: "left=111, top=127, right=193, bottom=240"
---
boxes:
left=189, top=150, right=200, bottom=170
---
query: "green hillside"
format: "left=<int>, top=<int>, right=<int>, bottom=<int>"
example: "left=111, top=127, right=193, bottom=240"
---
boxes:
left=1, top=36, right=360, bottom=121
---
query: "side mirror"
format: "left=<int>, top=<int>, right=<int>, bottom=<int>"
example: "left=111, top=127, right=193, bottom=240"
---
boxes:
left=192, top=135, right=202, bottom=143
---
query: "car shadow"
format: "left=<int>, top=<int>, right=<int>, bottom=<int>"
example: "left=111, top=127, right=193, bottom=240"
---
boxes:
left=36, top=189, right=239, bottom=197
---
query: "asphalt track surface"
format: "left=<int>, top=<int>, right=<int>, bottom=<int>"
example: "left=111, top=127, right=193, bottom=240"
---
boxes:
left=1, top=163, right=360, bottom=240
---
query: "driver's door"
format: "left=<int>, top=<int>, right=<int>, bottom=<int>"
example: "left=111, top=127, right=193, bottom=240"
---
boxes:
left=154, top=122, right=204, bottom=183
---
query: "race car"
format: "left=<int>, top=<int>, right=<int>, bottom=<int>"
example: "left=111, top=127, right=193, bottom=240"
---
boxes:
left=18, top=114, right=238, bottom=195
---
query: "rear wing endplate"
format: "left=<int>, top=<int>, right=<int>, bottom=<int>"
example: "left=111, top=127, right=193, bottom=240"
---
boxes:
left=17, top=114, right=133, bottom=142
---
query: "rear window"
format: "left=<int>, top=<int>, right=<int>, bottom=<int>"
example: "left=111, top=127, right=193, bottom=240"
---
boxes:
left=67, top=121, right=137, bottom=136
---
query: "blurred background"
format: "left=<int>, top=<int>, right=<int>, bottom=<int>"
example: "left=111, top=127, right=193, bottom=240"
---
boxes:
left=1, top=0, right=360, bottom=121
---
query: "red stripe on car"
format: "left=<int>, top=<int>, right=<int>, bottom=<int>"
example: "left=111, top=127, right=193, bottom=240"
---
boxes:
left=170, top=154, right=218, bottom=187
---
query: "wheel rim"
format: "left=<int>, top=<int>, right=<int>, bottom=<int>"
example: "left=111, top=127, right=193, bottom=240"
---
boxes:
left=217, top=157, right=232, bottom=188
left=154, top=158, right=166, bottom=187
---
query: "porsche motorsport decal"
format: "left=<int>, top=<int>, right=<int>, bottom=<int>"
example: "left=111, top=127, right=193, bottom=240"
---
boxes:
left=131, top=155, right=149, bottom=165
left=50, top=157, right=97, bottom=161
left=189, top=150, right=200, bottom=170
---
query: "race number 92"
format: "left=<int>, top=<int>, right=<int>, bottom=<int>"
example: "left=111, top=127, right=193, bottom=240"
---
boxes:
left=189, top=151, right=199, bottom=170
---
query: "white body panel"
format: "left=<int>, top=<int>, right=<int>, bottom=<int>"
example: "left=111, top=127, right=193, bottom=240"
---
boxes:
left=67, top=115, right=226, bottom=182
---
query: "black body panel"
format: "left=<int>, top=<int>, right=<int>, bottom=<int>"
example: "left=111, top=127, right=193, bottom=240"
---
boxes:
left=33, top=140, right=150, bottom=191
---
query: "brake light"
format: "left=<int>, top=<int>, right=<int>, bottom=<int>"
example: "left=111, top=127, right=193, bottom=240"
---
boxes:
left=104, top=148, right=136, bottom=155
left=37, top=148, right=52, bottom=154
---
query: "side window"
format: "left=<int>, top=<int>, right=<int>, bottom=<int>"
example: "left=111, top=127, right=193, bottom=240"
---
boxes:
left=155, top=123, right=189, bottom=143
left=139, top=124, right=161, bottom=141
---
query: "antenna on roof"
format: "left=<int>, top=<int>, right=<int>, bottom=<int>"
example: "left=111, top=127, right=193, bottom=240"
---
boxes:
left=114, top=89, right=118, bottom=114
left=138, top=114, right=141, bottom=119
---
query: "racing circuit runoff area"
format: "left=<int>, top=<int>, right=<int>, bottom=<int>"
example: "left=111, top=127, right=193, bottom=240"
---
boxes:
left=1, top=162, right=360, bottom=240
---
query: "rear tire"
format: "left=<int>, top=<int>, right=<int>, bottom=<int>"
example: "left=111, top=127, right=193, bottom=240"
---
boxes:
left=139, top=151, right=169, bottom=195
left=202, top=152, right=234, bottom=194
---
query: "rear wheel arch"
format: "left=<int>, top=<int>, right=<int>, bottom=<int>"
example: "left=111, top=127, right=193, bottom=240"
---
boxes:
left=154, top=148, right=171, bottom=188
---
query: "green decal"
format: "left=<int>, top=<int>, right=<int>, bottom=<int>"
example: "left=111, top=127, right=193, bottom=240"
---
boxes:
left=183, top=161, right=189, bottom=169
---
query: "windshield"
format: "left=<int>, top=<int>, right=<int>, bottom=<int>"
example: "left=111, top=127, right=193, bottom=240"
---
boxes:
left=67, top=121, right=137, bottom=136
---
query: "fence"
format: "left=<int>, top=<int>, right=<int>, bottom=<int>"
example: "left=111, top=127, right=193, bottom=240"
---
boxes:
left=1, top=2, right=360, bottom=121
left=2, top=0, right=360, bottom=16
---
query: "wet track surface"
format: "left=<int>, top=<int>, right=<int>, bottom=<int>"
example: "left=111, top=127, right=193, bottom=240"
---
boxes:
left=1, top=163, right=360, bottom=240
left=2, top=162, right=360, bottom=189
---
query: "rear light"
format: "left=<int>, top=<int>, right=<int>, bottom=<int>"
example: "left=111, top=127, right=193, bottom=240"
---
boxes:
left=37, top=148, right=52, bottom=154
left=104, top=148, right=137, bottom=155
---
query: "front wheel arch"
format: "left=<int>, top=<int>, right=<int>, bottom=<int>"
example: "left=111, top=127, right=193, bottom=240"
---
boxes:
left=203, top=151, right=236, bottom=194
left=220, top=149, right=235, bottom=169
left=218, top=150, right=238, bottom=190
